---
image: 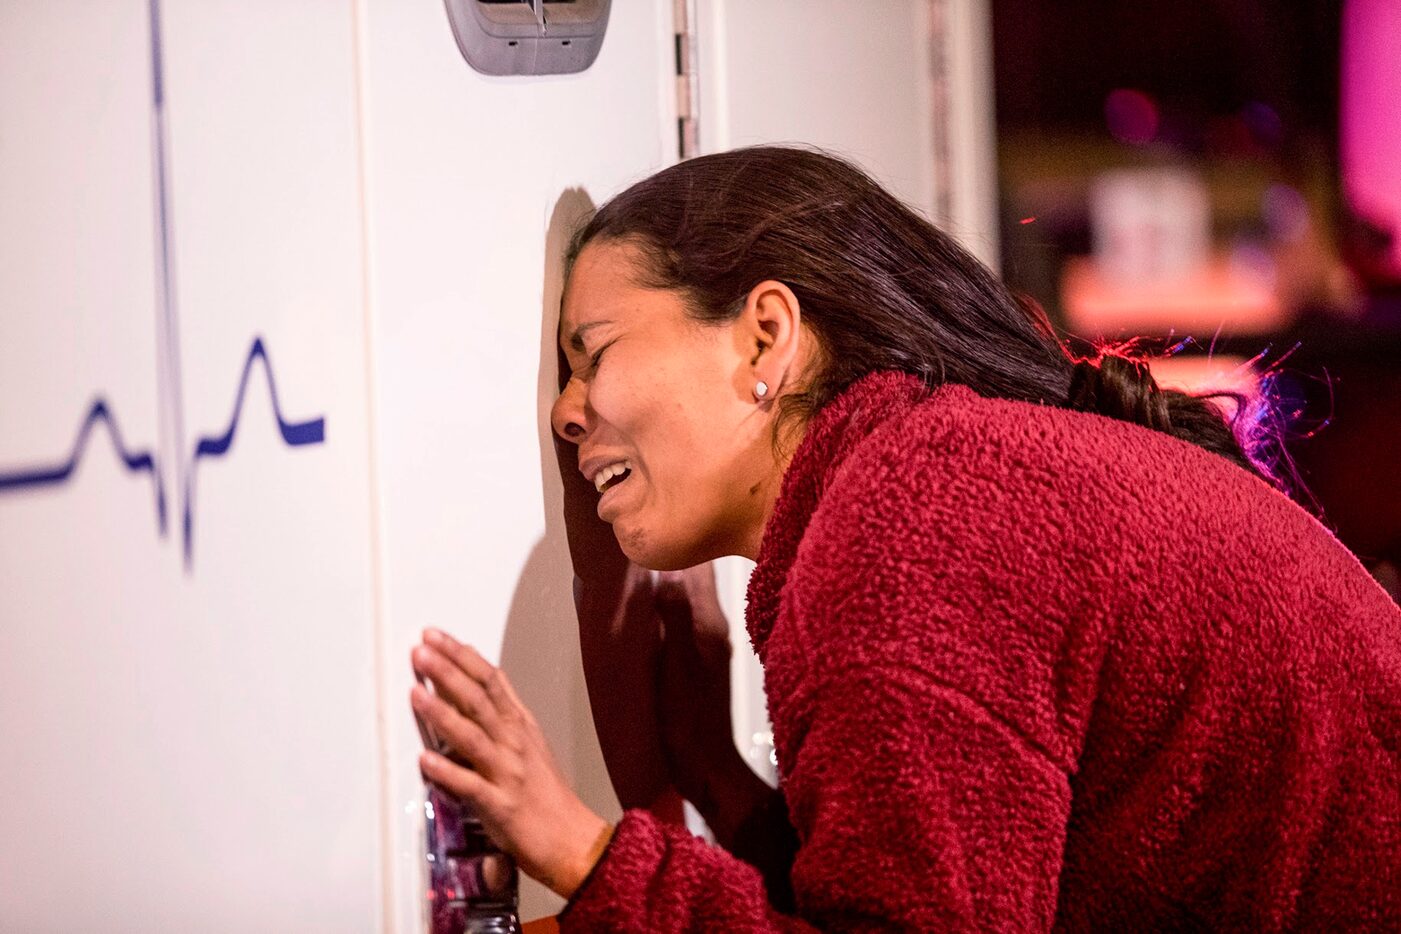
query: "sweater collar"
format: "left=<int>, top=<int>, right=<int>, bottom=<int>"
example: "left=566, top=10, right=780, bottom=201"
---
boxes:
left=744, top=370, right=933, bottom=655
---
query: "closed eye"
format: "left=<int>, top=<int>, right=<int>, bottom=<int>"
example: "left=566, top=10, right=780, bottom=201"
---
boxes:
left=585, top=340, right=614, bottom=373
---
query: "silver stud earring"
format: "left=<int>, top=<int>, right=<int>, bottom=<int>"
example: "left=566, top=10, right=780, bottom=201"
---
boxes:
left=755, top=380, right=769, bottom=400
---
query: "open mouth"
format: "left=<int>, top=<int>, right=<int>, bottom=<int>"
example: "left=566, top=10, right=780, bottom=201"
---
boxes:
left=592, top=460, right=634, bottom=494
left=599, top=468, right=632, bottom=494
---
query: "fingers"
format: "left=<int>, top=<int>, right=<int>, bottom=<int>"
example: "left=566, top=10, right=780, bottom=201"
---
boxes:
left=679, top=564, right=728, bottom=634
left=411, top=684, right=499, bottom=776
left=424, top=629, right=530, bottom=721
left=420, top=748, right=500, bottom=813
left=484, top=664, right=531, bottom=723
left=411, top=695, right=443, bottom=753
left=414, top=630, right=536, bottom=732
left=656, top=563, right=730, bottom=642
left=412, top=643, right=501, bottom=740
left=678, top=562, right=721, bottom=605
left=424, top=628, right=496, bottom=682
left=654, top=572, right=695, bottom=628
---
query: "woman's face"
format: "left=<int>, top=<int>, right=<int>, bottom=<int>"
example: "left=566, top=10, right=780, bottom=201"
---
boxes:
left=551, top=241, right=799, bottom=569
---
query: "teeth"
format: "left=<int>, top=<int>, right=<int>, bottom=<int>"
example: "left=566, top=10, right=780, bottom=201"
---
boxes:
left=593, top=460, right=632, bottom=493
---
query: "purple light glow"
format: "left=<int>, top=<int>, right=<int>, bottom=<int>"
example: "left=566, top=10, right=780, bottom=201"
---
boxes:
left=1263, top=184, right=1311, bottom=244
left=1242, top=101, right=1283, bottom=149
left=1105, top=89, right=1159, bottom=146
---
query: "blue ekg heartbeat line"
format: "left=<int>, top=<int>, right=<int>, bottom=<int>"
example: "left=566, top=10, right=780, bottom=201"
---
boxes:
left=0, top=337, right=326, bottom=565
left=181, top=338, right=326, bottom=561
left=0, top=0, right=327, bottom=569
left=192, top=339, right=326, bottom=458
left=0, top=399, right=167, bottom=530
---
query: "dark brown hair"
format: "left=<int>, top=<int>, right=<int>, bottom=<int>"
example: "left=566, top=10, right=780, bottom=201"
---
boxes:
left=567, top=146, right=1284, bottom=490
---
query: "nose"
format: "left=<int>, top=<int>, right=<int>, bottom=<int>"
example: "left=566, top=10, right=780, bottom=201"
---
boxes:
left=551, top=377, right=588, bottom=444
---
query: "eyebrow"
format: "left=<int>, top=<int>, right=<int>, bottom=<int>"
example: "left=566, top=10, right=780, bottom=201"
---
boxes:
left=564, top=319, right=614, bottom=353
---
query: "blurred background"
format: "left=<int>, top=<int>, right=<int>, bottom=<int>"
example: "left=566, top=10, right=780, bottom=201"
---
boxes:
left=0, top=2, right=1396, bottom=931
left=991, top=0, right=1400, bottom=598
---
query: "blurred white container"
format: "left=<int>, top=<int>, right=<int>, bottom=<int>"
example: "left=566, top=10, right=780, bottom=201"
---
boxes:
left=1090, top=167, right=1211, bottom=286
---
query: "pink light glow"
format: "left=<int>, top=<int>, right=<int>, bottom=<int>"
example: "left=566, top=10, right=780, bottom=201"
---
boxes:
left=1150, top=354, right=1256, bottom=395
left=1061, top=254, right=1285, bottom=336
left=1341, top=0, right=1401, bottom=278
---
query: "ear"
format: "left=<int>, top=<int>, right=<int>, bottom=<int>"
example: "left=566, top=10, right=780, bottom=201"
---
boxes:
left=739, top=279, right=802, bottom=398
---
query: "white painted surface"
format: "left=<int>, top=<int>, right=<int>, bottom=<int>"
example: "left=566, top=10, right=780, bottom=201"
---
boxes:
left=0, top=2, right=381, bottom=931
left=696, top=0, right=936, bottom=215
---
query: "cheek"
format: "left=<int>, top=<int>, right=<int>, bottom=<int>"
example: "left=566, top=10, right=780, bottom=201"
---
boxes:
left=642, top=397, right=739, bottom=516
left=591, top=354, right=689, bottom=442
left=586, top=368, right=638, bottom=436
left=596, top=341, right=743, bottom=499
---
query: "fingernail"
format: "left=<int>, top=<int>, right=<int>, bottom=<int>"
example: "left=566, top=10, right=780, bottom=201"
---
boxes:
left=424, top=628, right=448, bottom=646
left=420, top=750, right=440, bottom=771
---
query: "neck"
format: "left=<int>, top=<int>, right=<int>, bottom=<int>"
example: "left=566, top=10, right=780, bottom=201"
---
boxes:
left=734, top=424, right=805, bottom=562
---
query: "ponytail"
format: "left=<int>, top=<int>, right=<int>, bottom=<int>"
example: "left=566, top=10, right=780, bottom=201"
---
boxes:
left=1065, top=350, right=1283, bottom=490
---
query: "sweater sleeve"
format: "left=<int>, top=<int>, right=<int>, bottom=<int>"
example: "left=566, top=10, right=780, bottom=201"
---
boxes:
left=559, top=658, right=1070, bottom=932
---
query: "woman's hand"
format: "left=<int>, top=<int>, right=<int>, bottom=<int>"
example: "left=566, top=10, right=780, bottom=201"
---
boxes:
left=410, top=628, right=613, bottom=900
left=654, top=565, right=771, bottom=845
left=654, top=565, right=739, bottom=805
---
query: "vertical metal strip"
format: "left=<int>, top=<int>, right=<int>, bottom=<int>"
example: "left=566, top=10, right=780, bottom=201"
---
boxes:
left=927, top=0, right=955, bottom=228
left=937, top=0, right=1001, bottom=269
left=674, top=0, right=700, bottom=159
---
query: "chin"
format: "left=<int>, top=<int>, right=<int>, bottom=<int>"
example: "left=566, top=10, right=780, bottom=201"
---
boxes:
left=614, top=520, right=710, bottom=571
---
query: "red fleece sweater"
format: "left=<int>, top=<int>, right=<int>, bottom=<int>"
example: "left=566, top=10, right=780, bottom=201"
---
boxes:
left=560, top=371, right=1401, bottom=931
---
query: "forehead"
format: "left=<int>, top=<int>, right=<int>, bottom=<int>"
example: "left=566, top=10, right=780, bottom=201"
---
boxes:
left=560, top=242, right=652, bottom=341
left=565, top=242, right=643, bottom=307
